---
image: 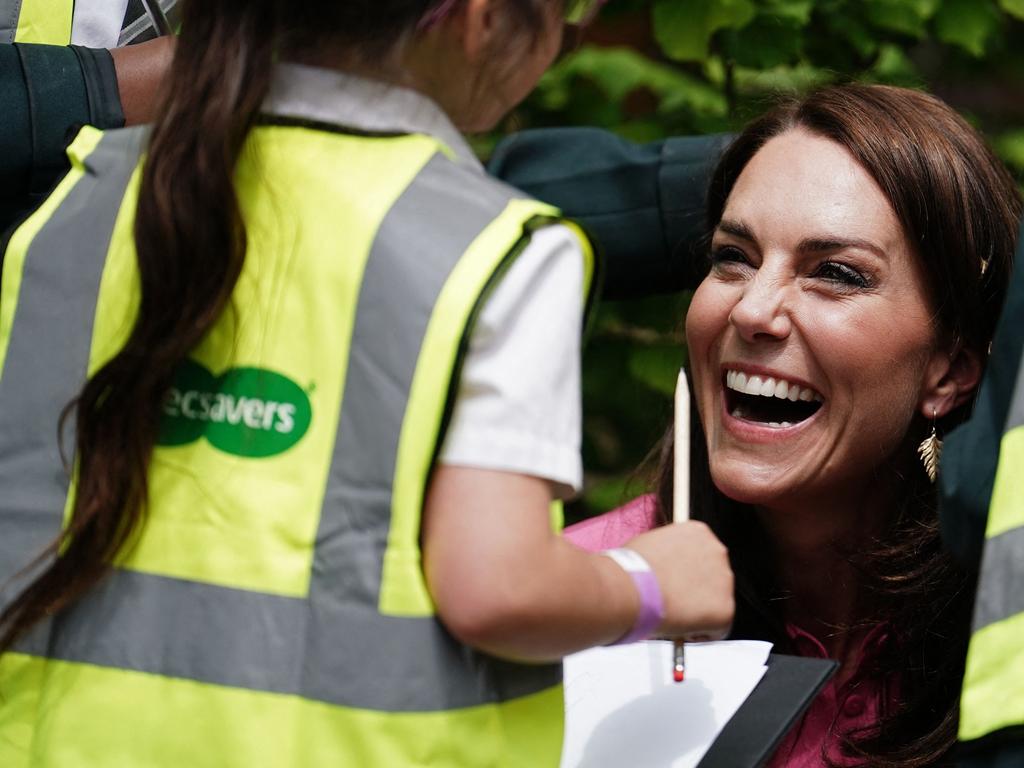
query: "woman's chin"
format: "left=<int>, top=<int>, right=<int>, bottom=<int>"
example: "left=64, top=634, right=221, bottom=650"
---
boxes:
left=709, top=463, right=802, bottom=507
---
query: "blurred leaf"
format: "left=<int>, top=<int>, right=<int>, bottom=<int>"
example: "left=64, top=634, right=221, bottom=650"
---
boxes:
left=999, top=0, right=1024, bottom=20
left=822, top=9, right=880, bottom=59
left=869, top=44, right=922, bottom=82
left=653, top=0, right=757, bottom=61
left=724, top=14, right=804, bottom=68
left=542, top=46, right=728, bottom=117
left=935, top=0, right=1000, bottom=56
left=994, top=129, right=1024, bottom=171
left=864, top=0, right=941, bottom=36
left=627, top=344, right=688, bottom=397
left=759, top=0, right=816, bottom=23
left=734, top=63, right=834, bottom=94
left=582, top=473, right=643, bottom=515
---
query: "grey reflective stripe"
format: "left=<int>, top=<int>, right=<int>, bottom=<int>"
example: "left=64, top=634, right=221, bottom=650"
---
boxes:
left=972, top=525, right=1024, bottom=632
left=27, top=566, right=556, bottom=710
left=305, top=152, right=557, bottom=709
left=0, top=134, right=561, bottom=712
left=0, top=128, right=144, bottom=596
left=0, top=0, right=23, bottom=42
left=967, top=357, right=1024, bottom=633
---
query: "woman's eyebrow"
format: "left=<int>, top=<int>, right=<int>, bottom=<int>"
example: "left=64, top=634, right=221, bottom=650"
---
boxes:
left=716, top=218, right=757, bottom=242
left=798, top=236, right=886, bottom=259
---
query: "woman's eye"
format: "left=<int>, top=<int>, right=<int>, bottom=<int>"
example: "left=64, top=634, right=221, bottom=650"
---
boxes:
left=710, top=245, right=750, bottom=267
left=812, top=260, right=870, bottom=289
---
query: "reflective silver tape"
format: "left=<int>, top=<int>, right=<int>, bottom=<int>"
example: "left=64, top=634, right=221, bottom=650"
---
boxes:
left=0, top=134, right=561, bottom=711
left=0, top=0, right=23, bottom=42
left=972, top=525, right=1024, bottom=633
left=0, top=127, right=145, bottom=599
left=38, top=567, right=558, bottom=711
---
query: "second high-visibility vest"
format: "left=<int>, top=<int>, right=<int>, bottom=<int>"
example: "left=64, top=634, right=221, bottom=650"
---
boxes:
left=0, top=117, right=597, bottom=766
left=959, top=354, right=1024, bottom=745
left=0, top=0, right=73, bottom=44
left=0, top=0, right=177, bottom=46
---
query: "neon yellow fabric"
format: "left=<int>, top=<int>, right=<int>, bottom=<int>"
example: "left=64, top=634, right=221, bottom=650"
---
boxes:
left=960, top=610, right=1024, bottom=741
left=13, top=0, right=73, bottom=43
left=0, top=653, right=563, bottom=768
left=959, top=427, right=1024, bottom=741
left=981, top=426, right=1024, bottom=539
left=97, top=128, right=438, bottom=596
left=0, top=128, right=103, bottom=381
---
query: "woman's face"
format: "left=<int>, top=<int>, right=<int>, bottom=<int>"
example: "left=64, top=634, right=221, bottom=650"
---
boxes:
left=685, top=128, right=947, bottom=509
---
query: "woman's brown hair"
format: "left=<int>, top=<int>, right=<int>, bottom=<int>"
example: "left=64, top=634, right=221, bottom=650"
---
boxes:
left=0, top=0, right=557, bottom=652
left=655, top=84, right=1021, bottom=766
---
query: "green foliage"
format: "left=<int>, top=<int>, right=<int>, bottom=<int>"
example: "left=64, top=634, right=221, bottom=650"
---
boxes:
left=653, top=0, right=757, bottom=61
left=934, top=0, right=1001, bottom=56
left=497, top=0, right=1024, bottom=518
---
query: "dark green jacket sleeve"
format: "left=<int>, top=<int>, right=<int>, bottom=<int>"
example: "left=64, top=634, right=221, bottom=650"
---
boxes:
left=488, top=127, right=732, bottom=299
left=939, top=217, right=1024, bottom=569
left=0, top=43, right=124, bottom=233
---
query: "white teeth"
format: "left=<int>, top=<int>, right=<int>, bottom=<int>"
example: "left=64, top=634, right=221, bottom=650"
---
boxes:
left=724, top=369, right=822, bottom=403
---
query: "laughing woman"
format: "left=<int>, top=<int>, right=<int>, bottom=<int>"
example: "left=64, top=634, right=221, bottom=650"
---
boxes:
left=566, top=85, right=1022, bottom=767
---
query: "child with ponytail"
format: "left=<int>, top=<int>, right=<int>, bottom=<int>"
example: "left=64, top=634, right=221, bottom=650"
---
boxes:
left=0, top=2, right=733, bottom=765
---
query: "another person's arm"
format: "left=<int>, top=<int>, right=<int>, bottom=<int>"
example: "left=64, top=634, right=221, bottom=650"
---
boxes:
left=489, top=128, right=732, bottom=299
left=424, top=467, right=733, bottom=661
left=0, top=37, right=172, bottom=232
left=108, top=36, right=174, bottom=125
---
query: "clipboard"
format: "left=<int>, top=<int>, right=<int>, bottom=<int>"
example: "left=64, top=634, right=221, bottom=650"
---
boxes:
left=697, top=654, right=838, bottom=768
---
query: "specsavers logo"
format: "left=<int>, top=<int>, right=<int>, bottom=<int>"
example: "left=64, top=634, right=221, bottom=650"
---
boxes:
left=158, top=359, right=312, bottom=458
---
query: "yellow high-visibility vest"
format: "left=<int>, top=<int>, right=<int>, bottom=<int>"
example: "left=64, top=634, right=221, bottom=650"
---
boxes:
left=959, top=362, right=1024, bottom=744
left=0, top=0, right=73, bottom=43
left=0, top=118, right=597, bottom=766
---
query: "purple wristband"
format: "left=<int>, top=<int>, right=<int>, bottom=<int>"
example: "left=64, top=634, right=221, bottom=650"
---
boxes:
left=602, top=548, right=666, bottom=645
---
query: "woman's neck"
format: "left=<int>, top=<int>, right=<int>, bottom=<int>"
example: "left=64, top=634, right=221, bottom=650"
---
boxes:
left=755, top=473, right=899, bottom=659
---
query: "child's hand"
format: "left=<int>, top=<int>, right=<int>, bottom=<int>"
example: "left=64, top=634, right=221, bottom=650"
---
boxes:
left=625, top=521, right=734, bottom=641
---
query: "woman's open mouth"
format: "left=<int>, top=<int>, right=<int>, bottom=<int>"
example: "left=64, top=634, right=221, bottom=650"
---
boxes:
left=723, top=369, right=823, bottom=428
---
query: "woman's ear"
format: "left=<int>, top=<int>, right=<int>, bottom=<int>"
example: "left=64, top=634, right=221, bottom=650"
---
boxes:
left=920, top=343, right=983, bottom=419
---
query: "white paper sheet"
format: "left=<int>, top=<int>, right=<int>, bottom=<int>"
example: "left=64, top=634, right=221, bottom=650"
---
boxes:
left=561, top=640, right=772, bottom=768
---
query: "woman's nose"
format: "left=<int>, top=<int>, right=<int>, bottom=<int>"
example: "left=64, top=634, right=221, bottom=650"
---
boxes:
left=727, top=271, right=792, bottom=343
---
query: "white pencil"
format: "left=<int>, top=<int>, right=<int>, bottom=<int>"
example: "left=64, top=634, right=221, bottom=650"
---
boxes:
left=673, top=368, right=689, bottom=683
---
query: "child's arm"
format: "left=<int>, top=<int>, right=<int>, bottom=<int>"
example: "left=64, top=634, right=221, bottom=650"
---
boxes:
left=423, top=465, right=734, bottom=662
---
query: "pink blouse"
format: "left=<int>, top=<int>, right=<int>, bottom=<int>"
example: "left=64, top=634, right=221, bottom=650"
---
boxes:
left=564, top=496, right=898, bottom=767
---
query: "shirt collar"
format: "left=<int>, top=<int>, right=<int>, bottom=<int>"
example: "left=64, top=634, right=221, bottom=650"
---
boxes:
left=263, top=62, right=482, bottom=172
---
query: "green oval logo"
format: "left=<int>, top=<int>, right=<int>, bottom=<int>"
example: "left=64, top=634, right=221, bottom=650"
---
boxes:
left=158, top=360, right=312, bottom=458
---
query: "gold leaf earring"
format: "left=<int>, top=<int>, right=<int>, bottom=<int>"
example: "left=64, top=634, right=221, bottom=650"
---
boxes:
left=918, top=408, right=942, bottom=483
